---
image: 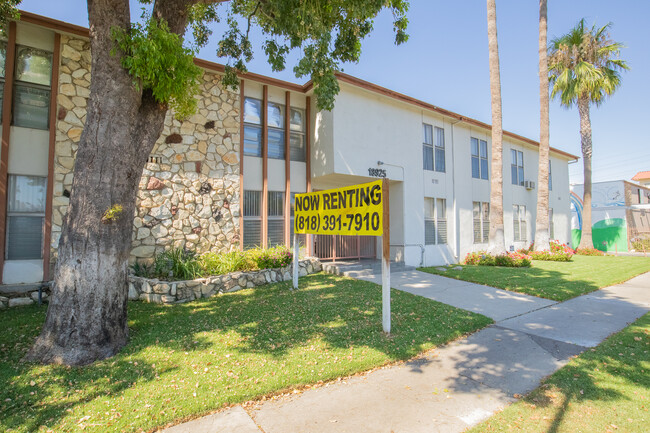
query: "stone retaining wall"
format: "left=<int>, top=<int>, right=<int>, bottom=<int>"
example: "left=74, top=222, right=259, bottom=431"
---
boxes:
left=128, top=258, right=322, bottom=304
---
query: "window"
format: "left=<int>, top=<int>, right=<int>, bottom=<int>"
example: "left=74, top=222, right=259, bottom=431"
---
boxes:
left=549, top=208, right=555, bottom=239
left=424, top=198, right=447, bottom=245
left=548, top=160, right=552, bottom=191
left=513, top=204, right=527, bottom=242
left=243, top=98, right=262, bottom=157
left=6, top=175, right=46, bottom=260
left=473, top=201, right=490, bottom=243
left=423, top=123, right=433, bottom=171
left=511, top=149, right=524, bottom=186
left=424, top=198, right=436, bottom=245
left=290, top=108, right=306, bottom=162
left=434, top=127, right=445, bottom=173
left=243, top=190, right=262, bottom=249
left=13, top=46, right=52, bottom=130
left=267, top=191, right=284, bottom=247
left=471, top=138, right=488, bottom=179
left=267, top=102, right=285, bottom=159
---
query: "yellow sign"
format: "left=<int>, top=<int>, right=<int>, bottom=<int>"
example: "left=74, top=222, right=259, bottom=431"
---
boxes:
left=294, top=180, right=384, bottom=236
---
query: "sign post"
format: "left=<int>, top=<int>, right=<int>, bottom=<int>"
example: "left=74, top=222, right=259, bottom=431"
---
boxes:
left=381, top=178, right=390, bottom=333
left=293, top=179, right=391, bottom=334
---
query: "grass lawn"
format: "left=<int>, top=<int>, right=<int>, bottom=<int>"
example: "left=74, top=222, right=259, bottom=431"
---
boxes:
left=0, top=273, right=491, bottom=433
left=469, top=312, right=650, bottom=433
left=420, top=255, right=650, bottom=301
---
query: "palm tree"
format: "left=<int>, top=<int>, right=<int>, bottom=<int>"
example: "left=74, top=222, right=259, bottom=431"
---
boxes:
left=549, top=19, right=628, bottom=250
left=534, top=0, right=550, bottom=252
left=486, top=0, right=506, bottom=255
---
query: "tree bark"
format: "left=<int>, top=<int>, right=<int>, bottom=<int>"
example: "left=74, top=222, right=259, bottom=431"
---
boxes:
left=25, top=0, right=191, bottom=366
left=577, top=94, right=594, bottom=250
left=486, top=0, right=505, bottom=255
left=534, top=0, right=550, bottom=251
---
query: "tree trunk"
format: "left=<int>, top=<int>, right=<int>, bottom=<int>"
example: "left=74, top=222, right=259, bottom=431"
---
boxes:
left=486, top=0, right=505, bottom=255
left=534, top=0, right=550, bottom=252
left=577, top=94, right=594, bottom=250
left=25, top=0, right=190, bottom=366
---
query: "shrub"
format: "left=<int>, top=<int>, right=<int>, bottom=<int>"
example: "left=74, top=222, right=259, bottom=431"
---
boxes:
left=248, top=245, right=293, bottom=269
left=463, top=251, right=531, bottom=268
left=153, top=248, right=202, bottom=280
left=631, top=237, right=650, bottom=252
left=528, top=240, right=574, bottom=261
left=200, top=250, right=255, bottom=275
left=574, top=247, right=605, bottom=256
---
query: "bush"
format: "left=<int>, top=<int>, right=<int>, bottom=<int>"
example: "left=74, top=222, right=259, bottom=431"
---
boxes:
left=574, top=247, right=605, bottom=256
left=463, top=251, right=531, bottom=268
left=132, top=245, right=295, bottom=281
left=248, top=245, right=293, bottom=269
left=631, top=237, right=650, bottom=252
left=200, top=250, right=255, bottom=275
left=528, top=240, right=574, bottom=261
left=153, top=248, right=202, bottom=280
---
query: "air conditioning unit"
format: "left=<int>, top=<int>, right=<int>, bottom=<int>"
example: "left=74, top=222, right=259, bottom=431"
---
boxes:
left=524, top=180, right=535, bottom=190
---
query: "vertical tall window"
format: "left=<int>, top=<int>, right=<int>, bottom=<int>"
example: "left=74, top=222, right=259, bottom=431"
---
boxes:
left=424, top=198, right=436, bottom=245
left=243, top=190, right=262, bottom=249
left=511, top=149, right=524, bottom=186
left=436, top=198, right=447, bottom=244
left=434, top=127, right=445, bottom=173
left=548, top=160, right=553, bottom=191
left=471, top=138, right=488, bottom=179
left=549, top=208, right=555, bottom=239
left=267, top=102, right=285, bottom=159
left=243, top=98, right=262, bottom=157
left=13, top=46, right=52, bottom=130
left=289, top=108, right=306, bottom=162
left=0, top=40, right=6, bottom=122
left=513, top=204, right=527, bottom=241
left=6, top=175, right=46, bottom=260
left=473, top=201, right=490, bottom=243
left=267, top=191, right=284, bottom=246
left=423, top=123, right=433, bottom=171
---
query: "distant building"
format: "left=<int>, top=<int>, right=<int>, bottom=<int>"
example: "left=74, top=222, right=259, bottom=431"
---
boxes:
left=632, top=171, right=650, bottom=188
left=570, top=180, right=650, bottom=252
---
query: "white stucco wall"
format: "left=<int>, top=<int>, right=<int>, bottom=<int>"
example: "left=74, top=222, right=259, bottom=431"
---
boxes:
left=312, top=82, right=574, bottom=266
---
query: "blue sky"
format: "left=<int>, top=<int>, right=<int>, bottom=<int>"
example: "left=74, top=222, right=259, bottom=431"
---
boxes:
left=20, top=0, right=650, bottom=184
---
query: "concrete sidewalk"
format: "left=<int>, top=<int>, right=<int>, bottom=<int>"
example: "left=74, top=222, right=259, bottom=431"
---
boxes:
left=161, top=271, right=650, bottom=433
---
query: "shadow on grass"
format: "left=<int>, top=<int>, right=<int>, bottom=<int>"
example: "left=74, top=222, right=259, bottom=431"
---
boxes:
left=419, top=264, right=600, bottom=301
left=0, top=273, right=491, bottom=432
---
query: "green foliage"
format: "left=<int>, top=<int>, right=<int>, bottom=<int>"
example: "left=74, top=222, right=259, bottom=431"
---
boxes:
left=470, top=313, right=650, bottom=433
left=141, top=246, right=295, bottom=281
left=0, top=0, right=20, bottom=38
left=101, top=204, right=123, bottom=223
left=631, top=237, right=650, bottom=252
left=549, top=19, right=629, bottom=108
left=463, top=251, right=532, bottom=268
left=217, top=0, right=410, bottom=110
left=574, top=246, right=605, bottom=256
left=247, top=245, right=293, bottom=269
left=199, top=250, right=255, bottom=275
left=524, top=240, right=575, bottom=261
left=422, top=255, right=650, bottom=301
left=153, top=247, right=202, bottom=280
left=0, top=274, right=490, bottom=433
left=112, top=16, right=201, bottom=118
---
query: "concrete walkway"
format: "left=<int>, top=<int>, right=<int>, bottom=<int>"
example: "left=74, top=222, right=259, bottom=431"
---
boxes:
left=161, top=271, right=650, bottom=433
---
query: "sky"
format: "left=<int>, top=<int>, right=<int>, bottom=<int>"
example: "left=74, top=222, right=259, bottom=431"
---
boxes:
left=19, top=0, right=650, bottom=185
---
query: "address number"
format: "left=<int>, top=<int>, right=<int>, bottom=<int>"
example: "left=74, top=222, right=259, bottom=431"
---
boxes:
left=368, top=168, right=387, bottom=178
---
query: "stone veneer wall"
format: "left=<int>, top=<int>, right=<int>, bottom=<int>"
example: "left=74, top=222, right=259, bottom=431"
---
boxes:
left=128, top=258, right=322, bottom=304
left=52, top=35, right=241, bottom=267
